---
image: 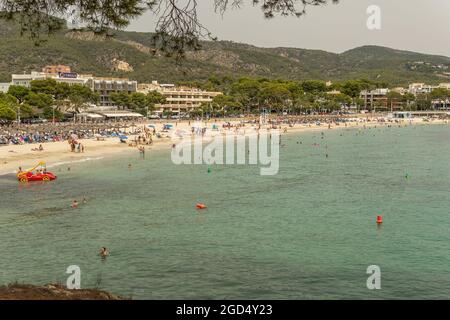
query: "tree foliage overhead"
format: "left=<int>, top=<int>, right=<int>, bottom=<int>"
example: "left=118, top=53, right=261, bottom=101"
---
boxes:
left=0, top=0, right=338, bottom=58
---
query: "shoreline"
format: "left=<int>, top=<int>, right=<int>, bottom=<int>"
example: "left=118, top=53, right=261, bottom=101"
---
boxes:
left=1, top=118, right=447, bottom=176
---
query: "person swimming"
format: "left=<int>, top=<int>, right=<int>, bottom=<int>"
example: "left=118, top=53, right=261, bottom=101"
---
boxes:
left=99, top=247, right=109, bottom=258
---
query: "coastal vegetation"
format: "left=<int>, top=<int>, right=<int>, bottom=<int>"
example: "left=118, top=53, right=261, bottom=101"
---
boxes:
left=192, top=77, right=449, bottom=116
left=1, top=76, right=449, bottom=120
left=0, top=17, right=449, bottom=86
left=0, top=1, right=338, bottom=58
left=110, top=90, right=166, bottom=115
left=0, top=79, right=99, bottom=120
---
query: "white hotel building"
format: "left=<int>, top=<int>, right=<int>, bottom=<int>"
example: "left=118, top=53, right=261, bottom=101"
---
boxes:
left=408, top=83, right=450, bottom=95
left=138, top=81, right=222, bottom=115
left=10, top=69, right=137, bottom=107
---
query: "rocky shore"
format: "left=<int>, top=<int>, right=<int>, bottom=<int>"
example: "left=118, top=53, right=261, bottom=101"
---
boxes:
left=0, top=284, right=125, bottom=300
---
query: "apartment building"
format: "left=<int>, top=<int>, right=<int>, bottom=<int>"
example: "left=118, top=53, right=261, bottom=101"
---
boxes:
left=10, top=70, right=137, bottom=107
left=89, top=77, right=137, bottom=107
left=138, top=81, right=222, bottom=115
left=359, top=88, right=404, bottom=110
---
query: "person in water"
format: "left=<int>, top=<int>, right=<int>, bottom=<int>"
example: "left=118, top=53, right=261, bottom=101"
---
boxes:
left=71, top=200, right=78, bottom=208
left=99, top=247, right=109, bottom=258
left=82, top=197, right=88, bottom=204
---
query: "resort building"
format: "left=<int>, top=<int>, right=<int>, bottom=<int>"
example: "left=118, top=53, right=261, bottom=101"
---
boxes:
left=360, top=88, right=404, bottom=111
left=438, top=83, right=450, bottom=90
left=408, top=83, right=450, bottom=95
left=391, top=87, right=408, bottom=95
left=11, top=71, right=90, bottom=87
left=10, top=70, right=137, bottom=108
left=431, top=99, right=450, bottom=110
left=138, top=81, right=222, bottom=115
left=89, top=77, right=138, bottom=107
left=11, top=71, right=47, bottom=87
left=360, top=89, right=386, bottom=110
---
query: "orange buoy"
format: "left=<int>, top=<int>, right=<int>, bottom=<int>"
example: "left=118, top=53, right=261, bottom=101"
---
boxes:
left=196, top=203, right=207, bottom=209
left=376, top=215, right=383, bottom=224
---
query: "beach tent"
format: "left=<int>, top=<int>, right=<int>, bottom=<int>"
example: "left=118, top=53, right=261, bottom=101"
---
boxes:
left=164, top=124, right=174, bottom=130
left=147, top=124, right=156, bottom=128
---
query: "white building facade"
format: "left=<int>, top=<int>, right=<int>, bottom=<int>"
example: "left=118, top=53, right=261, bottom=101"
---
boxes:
left=0, top=83, right=10, bottom=93
left=138, top=81, right=222, bottom=115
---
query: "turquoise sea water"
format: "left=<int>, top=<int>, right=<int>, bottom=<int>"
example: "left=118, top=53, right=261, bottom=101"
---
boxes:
left=0, top=124, right=449, bottom=299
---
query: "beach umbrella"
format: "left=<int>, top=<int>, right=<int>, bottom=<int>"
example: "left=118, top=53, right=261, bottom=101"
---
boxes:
left=70, top=133, right=78, bottom=140
left=119, top=135, right=128, bottom=140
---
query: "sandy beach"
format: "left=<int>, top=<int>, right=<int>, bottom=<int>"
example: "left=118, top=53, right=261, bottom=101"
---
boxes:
left=0, top=117, right=447, bottom=176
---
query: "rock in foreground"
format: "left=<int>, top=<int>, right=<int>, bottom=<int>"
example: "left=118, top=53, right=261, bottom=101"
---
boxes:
left=0, top=284, right=125, bottom=300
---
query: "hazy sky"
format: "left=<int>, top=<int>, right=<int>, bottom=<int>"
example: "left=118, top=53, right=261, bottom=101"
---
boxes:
left=126, top=0, right=450, bottom=57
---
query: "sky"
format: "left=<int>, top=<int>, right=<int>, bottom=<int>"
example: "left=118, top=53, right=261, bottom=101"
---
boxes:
left=126, top=0, right=450, bottom=57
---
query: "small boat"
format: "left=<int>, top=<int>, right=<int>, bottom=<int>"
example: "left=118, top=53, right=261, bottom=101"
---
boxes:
left=17, top=162, right=57, bottom=182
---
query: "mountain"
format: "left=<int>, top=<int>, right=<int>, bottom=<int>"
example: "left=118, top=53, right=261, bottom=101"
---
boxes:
left=0, top=18, right=449, bottom=86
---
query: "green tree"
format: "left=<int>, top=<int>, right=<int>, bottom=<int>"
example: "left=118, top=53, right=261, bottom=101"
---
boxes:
left=211, top=94, right=241, bottom=117
left=110, top=92, right=132, bottom=110
left=416, top=93, right=431, bottom=110
left=0, top=0, right=337, bottom=58
left=146, top=91, right=166, bottom=116
left=386, top=91, right=404, bottom=110
left=0, top=100, right=16, bottom=120
left=340, top=80, right=370, bottom=98
left=7, top=85, right=30, bottom=103
left=30, top=78, right=59, bottom=95
left=24, top=92, right=54, bottom=109
left=301, top=80, right=327, bottom=94
left=67, top=85, right=99, bottom=113
left=430, top=88, right=450, bottom=100
left=42, top=106, right=64, bottom=120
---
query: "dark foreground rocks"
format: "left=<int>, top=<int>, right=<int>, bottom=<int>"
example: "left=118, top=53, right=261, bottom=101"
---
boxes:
left=0, top=284, right=125, bottom=300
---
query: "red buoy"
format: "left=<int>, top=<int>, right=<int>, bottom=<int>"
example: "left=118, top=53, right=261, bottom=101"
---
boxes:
left=196, top=203, right=207, bottom=209
left=376, top=215, right=383, bottom=224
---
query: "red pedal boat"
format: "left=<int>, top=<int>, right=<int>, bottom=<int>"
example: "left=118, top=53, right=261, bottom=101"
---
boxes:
left=17, top=162, right=57, bottom=182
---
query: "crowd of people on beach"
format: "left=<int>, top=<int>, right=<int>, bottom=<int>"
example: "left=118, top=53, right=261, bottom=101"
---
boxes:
left=0, top=121, right=143, bottom=146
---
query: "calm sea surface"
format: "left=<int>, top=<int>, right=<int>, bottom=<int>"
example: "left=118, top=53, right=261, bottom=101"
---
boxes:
left=0, top=124, right=449, bottom=299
